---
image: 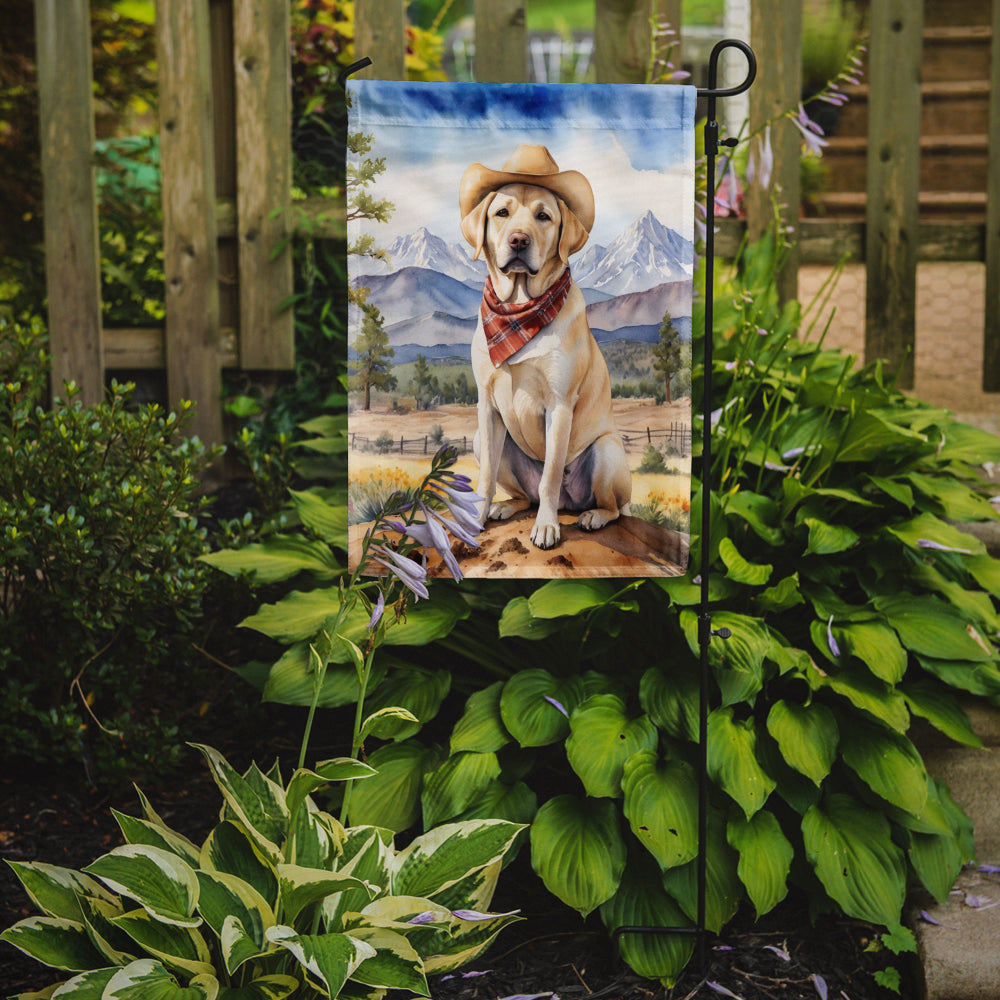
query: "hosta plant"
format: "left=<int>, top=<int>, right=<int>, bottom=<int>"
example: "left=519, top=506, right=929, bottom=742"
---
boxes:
left=1, top=744, right=523, bottom=999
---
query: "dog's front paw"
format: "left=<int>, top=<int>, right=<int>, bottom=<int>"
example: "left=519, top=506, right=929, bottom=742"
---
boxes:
left=530, top=519, right=560, bottom=549
left=578, top=508, right=616, bottom=532
left=490, top=499, right=528, bottom=521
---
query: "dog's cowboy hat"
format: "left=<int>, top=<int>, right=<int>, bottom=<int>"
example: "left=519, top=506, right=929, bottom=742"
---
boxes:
left=459, top=144, right=595, bottom=233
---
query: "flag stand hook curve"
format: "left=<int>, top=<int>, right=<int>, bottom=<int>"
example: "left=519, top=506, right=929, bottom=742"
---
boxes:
left=612, top=37, right=756, bottom=975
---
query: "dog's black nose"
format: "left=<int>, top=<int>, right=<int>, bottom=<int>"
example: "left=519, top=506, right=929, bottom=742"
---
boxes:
left=508, top=231, right=530, bottom=252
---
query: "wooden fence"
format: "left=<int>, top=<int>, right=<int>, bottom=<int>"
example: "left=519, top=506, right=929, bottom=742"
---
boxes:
left=33, top=0, right=1000, bottom=446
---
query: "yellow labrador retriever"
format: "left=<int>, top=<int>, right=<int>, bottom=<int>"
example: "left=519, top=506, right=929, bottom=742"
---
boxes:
left=459, top=145, right=631, bottom=550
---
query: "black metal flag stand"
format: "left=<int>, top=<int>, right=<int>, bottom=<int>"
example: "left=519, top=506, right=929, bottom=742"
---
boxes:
left=340, top=39, right=758, bottom=974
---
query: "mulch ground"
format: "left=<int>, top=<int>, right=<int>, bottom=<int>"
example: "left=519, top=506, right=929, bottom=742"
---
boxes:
left=1, top=745, right=913, bottom=1000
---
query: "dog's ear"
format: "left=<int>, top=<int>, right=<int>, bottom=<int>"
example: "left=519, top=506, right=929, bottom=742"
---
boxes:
left=557, top=199, right=590, bottom=262
left=460, top=192, right=496, bottom=260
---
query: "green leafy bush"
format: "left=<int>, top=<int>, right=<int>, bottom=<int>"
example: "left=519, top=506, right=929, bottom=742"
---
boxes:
left=0, top=317, right=219, bottom=782
left=1, top=743, right=523, bottom=998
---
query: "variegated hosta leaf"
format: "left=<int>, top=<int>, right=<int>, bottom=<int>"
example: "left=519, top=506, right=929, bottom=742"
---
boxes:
left=276, top=865, right=376, bottom=925
left=706, top=707, right=776, bottom=819
left=112, top=810, right=202, bottom=868
left=265, top=926, right=375, bottom=998
left=288, top=802, right=343, bottom=870
left=77, top=894, right=136, bottom=966
left=661, top=811, right=742, bottom=934
left=421, top=907, right=522, bottom=975
left=424, top=859, right=501, bottom=916
left=420, top=751, right=501, bottom=829
left=285, top=760, right=375, bottom=824
left=191, top=745, right=287, bottom=863
left=450, top=681, right=511, bottom=754
left=102, top=958, right=218, bottom=999
left=344, top=926, right=429, bottom=995
left=529, top=795, right=626, bottom=917
left=47, top=966, right=118, bottom=997
left=4, top=862, right=118, bottom=922
left=323, top=829, right=393, bottom=931
left=621, top=751, right=699, bottom=871
left=200, top=822, right=278, bottom=910
left=214, top=975, right=299, bottom=1000
left=83, top=846, right=200, bottom=928
left=599, top=853, right=694, bottom=987
left=802, top=793, right=906, bottom=926
left=0, top=916, right=107, bottom=972
left=765, top=700, right=838, bottom=786
left=110, top=908, right=214, bottom=978
left=391, top=820, right=524, bottom=901
left=195, top=871, right=274, bottom=973
left=566, top=696, right=658, bottom=799
left=499, top=670, right=585, bottom=747
left=727, top=810, right=793, bottom=918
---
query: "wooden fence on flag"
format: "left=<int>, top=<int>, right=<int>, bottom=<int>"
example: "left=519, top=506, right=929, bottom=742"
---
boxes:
left=33, top=0, right=1000, bottom=445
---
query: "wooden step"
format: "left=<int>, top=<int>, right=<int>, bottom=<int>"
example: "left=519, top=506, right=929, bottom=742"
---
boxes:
left=922, top=0, right=992, bottom=28
left=813, top=190, right=987, bottom=222
left=922, top=25, right=993, bottom=83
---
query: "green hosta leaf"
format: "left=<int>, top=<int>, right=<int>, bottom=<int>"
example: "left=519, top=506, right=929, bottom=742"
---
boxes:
left=834, top=410, right=927, bottom=463
left=527, top=579, right=618, bottom=618
left=200, top=536, right=341, bottom=584
left=718, top=537, right=772, bottom=586
left=347, top=740, right=442, bottom=832
left=195, top=871, right=274, bottom=974
left=216, top=975, right=299, bottom=1000
left=260, top=643, right=385, bottom=709
left=935, top=421, right=1000, bottom=465
left=265, top=926, right=375, bottom=998
left=363, top=667, right=451, bottom=740
left=288, top=488, right=348, bottom=545
left=360, top=706, right=421, bottom=742
left=911, top=562, right=1000, bottom=633
left=421, top=751, right=502, bottom=828
left=530, top=795, right=626, bottom=917
left=453, top=779, right=538, bottom=827
left=5, top=862, right=118, bottom=923
left=200, top=822, right=278, bottom=910
left=765, top=700, right=838, bottom=786
left=908, top=781, right=969, bottom=905
left=392, top=820, right=524, bottom=901
left=565, top=695, right=658, bottom=798
left=191, top=746, right=287, bottom=863
left=661, top=811, right=741, bottom=933
left=111, top=908, right=214, bottom=978
left=834, top=621, right=907, bottom=684
left=906, top=472, right=998, bottom=522
left=83, top=846, right=200, bottom=928
left=901, top=680, right=982, bottom=748
left=755, top=573, right=805, bottom=614
left=802, top=793, right=906, bottom=926
left=277, top=865, right=374, bottom=925
left=967, top=553, right=1000, bottom=597
left=866, top=474, right=914, bottom=509
left=639, top=664, right=699, bottom=743
left=103, top=959, right=218, bottom=1000
left=450, top=682, right=511, bottom=754
left=723, top=490, right=784, bottom=546
left=346, top=926, right=428, bottom=994
left=839, top=718, right=929, bottom=817
left=680, top=610, right=770, bottom=706
left=727, top=811, right=793, bottom=918
left=497, top=596, right=564, bottom=639
left=621, top=751, right=699, bottom=871
left=0, top=916, right=107, bottom=971
left=808, top=661, right=910, bottom=732
left=499, top=670, right=584, bottom=747
left=886, top=512, right=985, bottom=557
left=875, top=594, right=995, bottom=662
left=112, top=812, right=201, bottom=868
left=916, top=655, right=1000, bottom=697
left=803, top=517, right=859, bottom=556
left=707, top=708, right=776, bottom=818
left=599, top=853, right=694, bottom=987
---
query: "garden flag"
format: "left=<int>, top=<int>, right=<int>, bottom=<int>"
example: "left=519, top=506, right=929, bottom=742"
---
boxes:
left=347, top=81, right=695, bottom=578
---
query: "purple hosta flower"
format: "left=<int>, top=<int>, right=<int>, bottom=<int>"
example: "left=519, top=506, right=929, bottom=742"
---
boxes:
left=917, top=538, right=973, bottom=555
left=919, top=909, right=958, bottom=929
left=763, top=944, right=791, bottom=962
left=451, top=908, right=521, bottom=921
left=407, top=911, right=438, bottom=925
left=369, top=543, right=429, bottom=600
left=405, top=509, right=464, bottom=581
left=707, top=983, right=742, bottom=999
left=791, top=104, right=829, bottom=157
left=425, top=483, right=484, bottom=544
left=367, top=590, right=385, bottom=631
left=979, top=864, right=1000, bottom=874
left=544, top=695, right=569, bottom=718
left=827, top=616, right=842, bottom=658
left=747, top=125, right=774, bottom=191
left=441, top=970, right=493, bottom=982
left=812, top=974, right=828, bottom=1000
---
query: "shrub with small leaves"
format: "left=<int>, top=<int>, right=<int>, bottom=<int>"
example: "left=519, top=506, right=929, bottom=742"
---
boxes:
left=0, top=317, right=220, bottom=782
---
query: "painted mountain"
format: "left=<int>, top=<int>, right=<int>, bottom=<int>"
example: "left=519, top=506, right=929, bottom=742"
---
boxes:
left=349, top=211, right=693, bottom=366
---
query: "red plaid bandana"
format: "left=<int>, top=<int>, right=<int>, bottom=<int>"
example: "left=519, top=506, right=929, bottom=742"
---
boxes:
left=481, top=267, right=573, bottom=367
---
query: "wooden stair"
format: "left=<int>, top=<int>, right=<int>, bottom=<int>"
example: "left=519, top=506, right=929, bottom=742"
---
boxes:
left=813, top=3, right=993, bottom=222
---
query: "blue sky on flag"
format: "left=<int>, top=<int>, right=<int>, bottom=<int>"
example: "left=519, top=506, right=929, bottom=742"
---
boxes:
left=347, top=81, right=697, bottom=250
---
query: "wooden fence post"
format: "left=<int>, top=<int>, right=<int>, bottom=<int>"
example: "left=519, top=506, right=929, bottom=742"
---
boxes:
left=594, top=0, right=651, bottom=84
left=355, top=0, right=406, bottom=80
left=984, top=0, right=1000, bottom=391
left=233, top=0, right=294, bottom=369
left=474, top=0, right=527, bottom=82
left=157, top=0, right=223, bottom=444
left=34, top=0, right=104, bottom=405
left=865, top=0, right=923, bottom=389
left=746, top=0, right=801, bottom=305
